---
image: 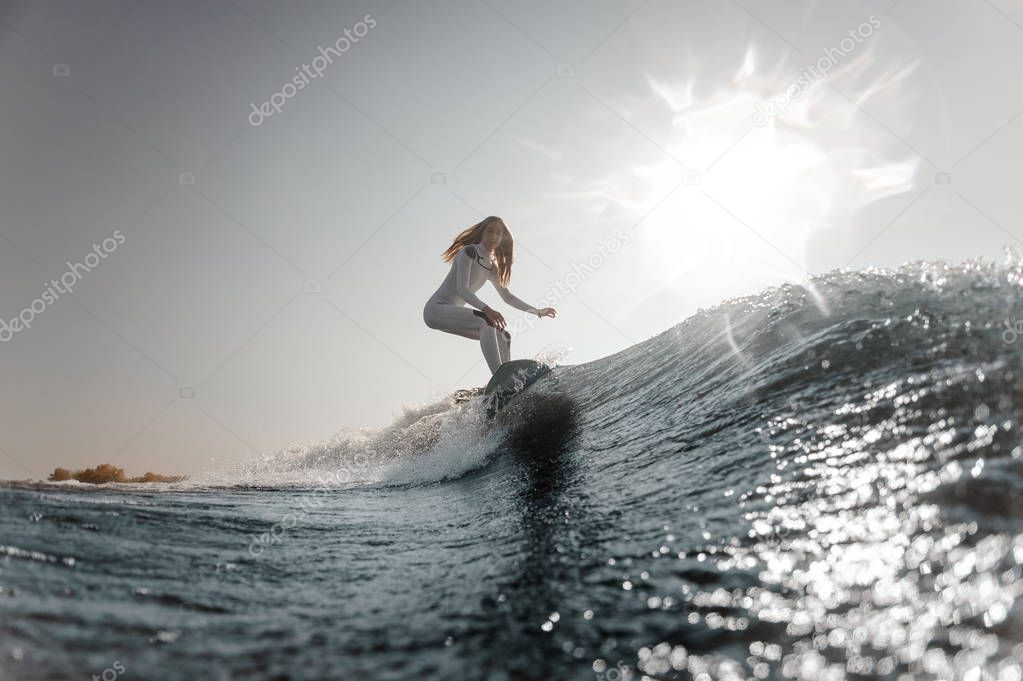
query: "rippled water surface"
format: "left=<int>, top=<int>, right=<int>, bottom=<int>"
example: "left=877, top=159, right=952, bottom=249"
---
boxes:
left=2, top=257, right=1022, bottom=680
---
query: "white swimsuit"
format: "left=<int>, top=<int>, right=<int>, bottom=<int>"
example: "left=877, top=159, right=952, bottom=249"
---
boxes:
left=423, top=244, right=537, bottom=374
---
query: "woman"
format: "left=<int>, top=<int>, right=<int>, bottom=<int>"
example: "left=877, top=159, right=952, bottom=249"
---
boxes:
left=423, top=216, right=556, bottom=374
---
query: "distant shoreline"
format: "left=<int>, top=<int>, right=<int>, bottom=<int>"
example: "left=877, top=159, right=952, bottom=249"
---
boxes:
left=47, top=464, right=185, bottom=485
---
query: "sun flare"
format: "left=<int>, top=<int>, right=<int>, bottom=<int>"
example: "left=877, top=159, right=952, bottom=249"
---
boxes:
left=597, top=45, right=920, bottom=308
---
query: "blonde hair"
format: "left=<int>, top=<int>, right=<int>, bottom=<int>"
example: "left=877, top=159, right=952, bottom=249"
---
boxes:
left=441, top=216, right=514, bottom=286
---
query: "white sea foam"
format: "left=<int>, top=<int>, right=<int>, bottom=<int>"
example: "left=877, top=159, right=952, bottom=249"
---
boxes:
left=183, top=390, right=502, bottom=490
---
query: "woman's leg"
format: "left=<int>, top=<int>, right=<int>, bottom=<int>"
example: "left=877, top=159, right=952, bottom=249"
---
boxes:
left=424, top=303, right=505, bottom=373
left=475, top=314, right=512, bottom=369
left=497, top=326, right=510, bottom=364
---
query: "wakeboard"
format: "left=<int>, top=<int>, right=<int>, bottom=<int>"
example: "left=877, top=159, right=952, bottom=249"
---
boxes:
left=482, top=359, right=552, bottom=417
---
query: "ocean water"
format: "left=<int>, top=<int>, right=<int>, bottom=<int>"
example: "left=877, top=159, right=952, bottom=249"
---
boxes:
left=2, top=256, right=1023, bottom=681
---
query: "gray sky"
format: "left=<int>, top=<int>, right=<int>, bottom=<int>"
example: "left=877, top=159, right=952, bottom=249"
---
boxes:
left=0, top=0, right=1020, bottom=479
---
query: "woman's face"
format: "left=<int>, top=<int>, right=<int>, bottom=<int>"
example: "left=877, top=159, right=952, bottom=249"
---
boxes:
left=480, top=221, right=504, bottom=252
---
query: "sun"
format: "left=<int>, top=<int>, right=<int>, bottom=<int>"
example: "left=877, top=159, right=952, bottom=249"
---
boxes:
left=595, top=45, right=920, bottom=310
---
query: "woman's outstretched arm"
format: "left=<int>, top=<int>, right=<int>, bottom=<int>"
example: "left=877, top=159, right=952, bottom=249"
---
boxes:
left=493, top=281, right=538, bottom=315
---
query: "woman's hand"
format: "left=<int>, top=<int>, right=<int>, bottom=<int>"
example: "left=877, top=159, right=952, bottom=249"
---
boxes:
left=535, top=307, right=557, bottom=318
left=483, top=307, right=506, bottom=330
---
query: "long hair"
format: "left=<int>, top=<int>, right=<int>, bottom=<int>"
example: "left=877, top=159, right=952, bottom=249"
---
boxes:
left=441, top=216, right=513, bottom=286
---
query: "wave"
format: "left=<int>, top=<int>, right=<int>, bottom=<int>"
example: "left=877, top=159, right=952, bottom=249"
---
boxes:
left=58, top=251, right=1023, bottom=496
left=6, top=252, right=1022, bottom=680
